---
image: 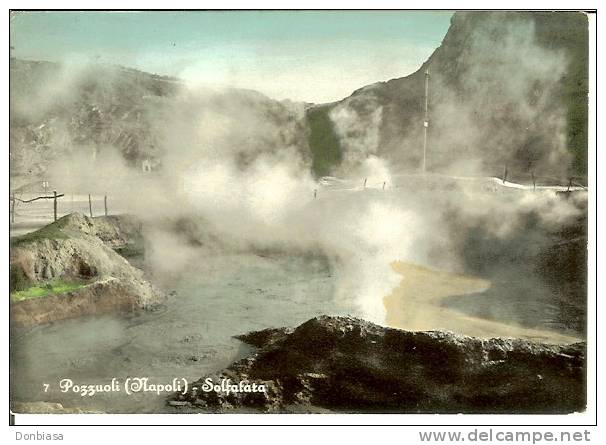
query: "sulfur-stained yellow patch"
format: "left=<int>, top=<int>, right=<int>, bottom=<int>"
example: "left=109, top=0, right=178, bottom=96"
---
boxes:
left=384, top=262, right=581, bottom=345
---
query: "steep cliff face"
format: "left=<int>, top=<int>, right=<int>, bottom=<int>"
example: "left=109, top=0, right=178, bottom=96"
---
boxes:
left=310, top=11, right=588, bottom=179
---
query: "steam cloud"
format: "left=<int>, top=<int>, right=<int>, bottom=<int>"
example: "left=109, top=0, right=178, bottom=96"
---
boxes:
left=10, top=13, right=586, bottom=326
left=329, top=13, right=573, bottom=178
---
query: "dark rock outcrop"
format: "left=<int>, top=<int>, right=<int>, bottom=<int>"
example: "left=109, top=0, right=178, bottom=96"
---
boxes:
left=170, top=316, right=586, bottom=413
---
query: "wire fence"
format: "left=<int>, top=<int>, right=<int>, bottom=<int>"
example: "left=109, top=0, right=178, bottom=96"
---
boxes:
left=9, top=168, right=587, bottom=237
left=9, top=191, right=122, bottom=237
left=317, top=169, right=588, bottom=196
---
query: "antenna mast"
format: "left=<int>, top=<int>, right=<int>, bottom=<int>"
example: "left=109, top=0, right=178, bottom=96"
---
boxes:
left=422, top=68, right=430, bottom=174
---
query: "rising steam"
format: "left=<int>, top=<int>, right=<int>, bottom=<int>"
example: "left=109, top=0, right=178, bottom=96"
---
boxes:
left=10, top=12, right=586, bottom=325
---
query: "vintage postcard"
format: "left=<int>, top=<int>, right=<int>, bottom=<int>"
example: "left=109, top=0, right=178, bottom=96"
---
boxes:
left=7, top=7, right=595, bottom=431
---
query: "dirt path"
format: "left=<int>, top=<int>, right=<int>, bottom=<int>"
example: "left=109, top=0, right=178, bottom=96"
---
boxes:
left=384, top=262, right=581, bottom=345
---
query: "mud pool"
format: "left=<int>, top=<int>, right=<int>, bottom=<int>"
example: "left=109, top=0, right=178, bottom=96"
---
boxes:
left=10, top=243, right=586, bottom=413
left=10, top=253, right=343, bottom=413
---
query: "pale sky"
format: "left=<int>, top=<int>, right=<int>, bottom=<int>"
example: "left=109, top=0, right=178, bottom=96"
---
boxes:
left=10, top=11, right=453, bottom=103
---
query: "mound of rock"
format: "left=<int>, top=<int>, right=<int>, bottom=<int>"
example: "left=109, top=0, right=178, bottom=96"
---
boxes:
left=169, top=316, right=586, bottom=414
left=10, top=213, right=163, bottom=326
left=57, top=213, right=144, bottom=254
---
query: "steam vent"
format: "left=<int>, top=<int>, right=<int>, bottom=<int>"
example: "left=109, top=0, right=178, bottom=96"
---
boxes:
left=10, top=10, right=590, bottom=420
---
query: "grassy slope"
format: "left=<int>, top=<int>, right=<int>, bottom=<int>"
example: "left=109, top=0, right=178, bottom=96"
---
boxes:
left=306, top=105, right=343, bottom=177
left=11, top=281, right=86, bottom=302
left=10, top=220, right=69, bottom=247
left=10, top=216, right=76, bottom=295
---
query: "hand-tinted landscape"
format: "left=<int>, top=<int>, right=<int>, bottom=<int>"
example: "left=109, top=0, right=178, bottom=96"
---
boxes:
left=10, top=10, right=589, bottom=414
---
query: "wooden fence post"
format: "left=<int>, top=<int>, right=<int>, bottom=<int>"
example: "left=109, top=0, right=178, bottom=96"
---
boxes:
left=531, top=172, right=536, bottom=191
left=502, top=166, right=508, bottom=184
left=11, top=193, right=15, bottom=223
left=53, top=190, right=58, bottom=222
left=104, top=195, right=108, bottom=216
left=567, top=178, right=572, bottom=192
left=89, top=194, right=93, bottom=218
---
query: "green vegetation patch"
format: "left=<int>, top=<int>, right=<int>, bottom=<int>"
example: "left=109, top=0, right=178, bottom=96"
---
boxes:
left=306, top=105, right=343, bottom=178
left=11, top=280, right=86, bottom=302
left=114, top=242, right=145, bottom=258
left=10, top=264, right=32, bottom=292
left=10, top=219, right=70, bottom=247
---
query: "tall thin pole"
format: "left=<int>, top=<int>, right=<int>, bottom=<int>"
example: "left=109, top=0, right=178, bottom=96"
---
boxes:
left=53, top=190, right=58, bottom=222
left=89, top=194, right=93, bottom=218
left=11, top=193, right=15, bottom=223
left=104, top=195, right=108, bottom=216
left=422, top=68, right=430, bottom=174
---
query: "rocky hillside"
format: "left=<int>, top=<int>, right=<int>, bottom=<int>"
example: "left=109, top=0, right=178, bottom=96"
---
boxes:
left=10, top=12, right=588, bottom=183
left=169, top=315, right=586, bottom=413
left=10, top=60, right=177, bottom=178
left=308, top=11, right=588, bottom=179
left=9, top=59, right=310, bottom=183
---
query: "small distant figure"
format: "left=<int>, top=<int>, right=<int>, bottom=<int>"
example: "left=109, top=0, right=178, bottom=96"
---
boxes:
left=363, top=178, right=367, bottom=189
left=142, top=159, right=152, bottom=173
left=382, top=181, right=386, bottom=190
left=314, top=189, right=317, bottom=199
